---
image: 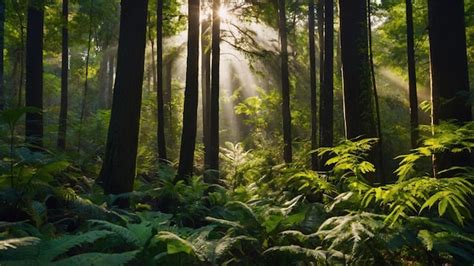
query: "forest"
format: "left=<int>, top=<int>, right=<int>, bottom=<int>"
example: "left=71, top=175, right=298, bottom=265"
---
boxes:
left=0, top=0, right=473, bottom=264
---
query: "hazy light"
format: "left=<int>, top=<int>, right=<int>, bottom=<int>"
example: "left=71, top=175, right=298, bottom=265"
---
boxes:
left=218, top=6, right=229, bottom=21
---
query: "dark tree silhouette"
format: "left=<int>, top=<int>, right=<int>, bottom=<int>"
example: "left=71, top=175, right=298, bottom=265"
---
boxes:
left=57, top=0, right=68, bottom=150
left=206, top=0, right=221, bottom=182
left=339, top=0, right=377, bottom=140
left=428, top=0, right=472, bottom=173
left=177, top=0, right=200, bottom=179
left=202, top=14, right=211, bottom=170
left=25, top=0, right=44, bottom=148
left=98, top=0, right=148, bottom=196
left=405, top=0, right=418, bottom=149
left=157, top=0, right=167, bottom=161
left=319, top=0, right=333, bottom=169
left=308, top=0, right=318, bottom=170
left=278, top=0, right=292, bottom=163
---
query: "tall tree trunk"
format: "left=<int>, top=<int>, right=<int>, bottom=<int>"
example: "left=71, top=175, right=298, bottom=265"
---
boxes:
left=367, top=0, right=384, bottom=183
left=206, top=0, right=221, bottom=182
left=317, top=0, right=324, bottom=116
left=98, top=50, right=109, bottom=109
left=148, top=15, right=156, bottom=89
left=25, top=0, right=44, bottom=148
left=156, top=0, right=167, bottom=161
left=98, top=0, right=148, bottom=196
left=0, top=0, right=5, bottom=110
left=428, top=0, right=472, bottom=174
left=164, top=55, right=174, bottom=148
left=308, top=0, right=318, bottom=170
left=13, top=2, right=25, bottom=108
left=278, top=0, right=292, bottom=163
left=339, top=0, right=377, bottom=159
left=57, top=0, right=68, bottom=150
left=319, top=0, right=333, bottom=169
left=335, top=1, right=342, bottom=81
left=405, top=0, right=418, bottom=149
left=77, top=0, right=94, bottom=151
left=202, top=16, right=211, bottom=169
left=177, top=0, right=200, bottom=179
left=106, top=52, right=115, bottom=109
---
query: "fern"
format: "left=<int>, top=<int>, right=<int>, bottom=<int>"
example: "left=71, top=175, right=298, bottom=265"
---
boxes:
left=0, top=237, right=40, bottom=250
left=263, top=245, right=327, bottom=262
left=0, top=230, right=113, bottom=264
left=363, top=175, right=473, bottom=225
left=51, top=251, right=138, bottom=266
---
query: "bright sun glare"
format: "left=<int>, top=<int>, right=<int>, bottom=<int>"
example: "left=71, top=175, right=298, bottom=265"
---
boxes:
left=218, top=6, right=229, bottom=20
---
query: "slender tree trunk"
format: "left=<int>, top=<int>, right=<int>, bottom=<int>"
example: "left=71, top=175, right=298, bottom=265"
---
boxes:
left=77, top=0, right=94, bottom=151
left=428, top=0, right=472, bottom=174
left=405, top=0, right=418, bottom=149
left=339, top=0, right=378, bottom=171
left=308, top=0, right=318, bottom=170
left=177, top=0, right=200, bottom=180
left=148, top=16, right=156, bottom=89
left=57, top=0, right=68, bottom=150
left=278, top=0, right=292, bottom=163
left=319, top=0, right=333, bottom=170
left=157, top=0, right=167, bottom=161
left=0, top=0, right=5, bottom=110
left=106, top=52, right=115, bottom=109
left=206, top=0, right=221, bottom=182
left=317, top=0, right=324, bottom=114
left=335, top=1, right=342, bottom=80
left=367, top=0, right=385, bottom=183
left=98, top=50, right=109, bottom=109
left=202, top=16, right=211, bottom=169
left=98, top=0, right=148, bottom=196
left=25, top=0, right=44, bottom=148
left=164, top=55, right=174, bottom=147
left=14, top=2, right=25, bottom=108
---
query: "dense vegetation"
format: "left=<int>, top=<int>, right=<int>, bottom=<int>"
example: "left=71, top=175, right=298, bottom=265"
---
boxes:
left=0, top=0, right=473, bottom=265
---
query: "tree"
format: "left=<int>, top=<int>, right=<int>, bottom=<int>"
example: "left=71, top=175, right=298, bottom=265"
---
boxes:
left=98, top=0, right=148, bottom=196
left=57, top=0, right=68, bottom=150
left=278, top=0, right=292, bottom=163
left=157, top=0, right=167, bottom=161
left=201, top=9, right=211, bottom=169
left=339, top=0, right=377, bottom=144
left=177, top=0, right=200, bottom=179
left=206, top=0, right=221, bottom=181
left=428, top=0, right=472, bottom=172
left=308, top=0, right=317, bottom=170
left=0, top=0, right=5, bottom=111
left=405, top=0, right=418, bottom=149
left=77, top=0, right=94, bottom=151
left=25, top=0, right=44, bottom=148
left=319, top=0, right=333, bottom=169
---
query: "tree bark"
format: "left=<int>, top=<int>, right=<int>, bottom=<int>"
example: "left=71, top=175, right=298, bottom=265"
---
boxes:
left=367, top=0, right=384, bottom=183
left=157, top=0, right=167, bottom=161
left=98, top=0, right=148, bottom=196
left=206, top=0, right=221, bottom=182
left=202, top=16, right=211, bottom=170
left=278, top=0, right=292, bottom=163
left=339, top=0, right=376, bottom=140
left=25, top=0, right=44, bottom=148
left=57, top=0, right=68, bottom=150
left=308, top=0, right=318, bottom=170
left=177, top=0, right=200, bottom=180
left=428, top=0, right=472, bottom=174
left=319, top=0, right=333, bottom=169
left=405, top=0, right=418, bottom=149
left=106, top=52, right=115, bottom=109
